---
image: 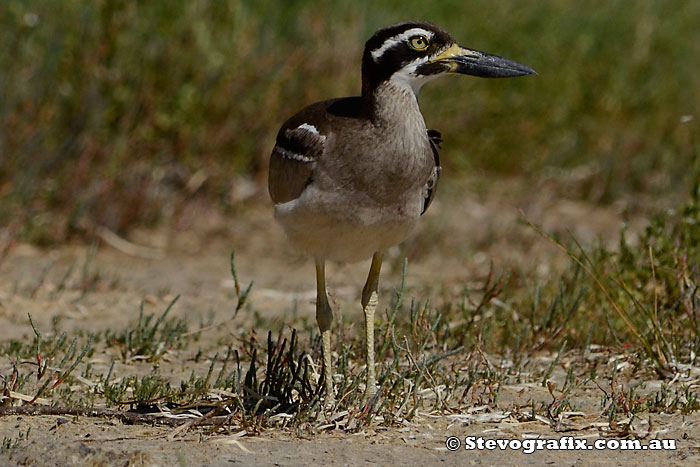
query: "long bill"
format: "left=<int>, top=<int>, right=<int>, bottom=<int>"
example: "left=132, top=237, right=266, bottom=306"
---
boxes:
left=429, top=43, right=537, bottom=78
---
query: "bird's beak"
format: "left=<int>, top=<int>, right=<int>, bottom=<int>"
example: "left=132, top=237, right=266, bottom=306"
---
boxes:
left=430, top=43, right=536, bottom=78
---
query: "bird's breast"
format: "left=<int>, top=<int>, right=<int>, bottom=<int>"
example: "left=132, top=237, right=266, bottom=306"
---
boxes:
left=322, top=125, right=434, bottom=203
left=361, top=129, right=434, bottom=201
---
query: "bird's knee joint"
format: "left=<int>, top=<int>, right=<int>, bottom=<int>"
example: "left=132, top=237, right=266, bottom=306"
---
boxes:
left=363, top=291, right=378, bottom=315
left=317, top=315, right=332, bottom=332
left=316, top=303, right=333, bottom=332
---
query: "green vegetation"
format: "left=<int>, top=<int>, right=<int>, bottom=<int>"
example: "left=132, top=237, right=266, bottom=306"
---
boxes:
left=2, top=0, right=699, bottom=240
left=1, top=427, right=30, bottom=451
left=525, top=172, right=700, bottom=372
left=0, top=180, right=698, bottom=432
left=105, top=295, right=187, bottom=362
left=0, top=0, right=699, bottom=440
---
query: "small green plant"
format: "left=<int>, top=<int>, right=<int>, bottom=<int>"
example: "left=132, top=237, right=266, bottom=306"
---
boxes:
left=107, top=295, right=187, bottom=362
left=647, top=383, right=700, bottom=414
left=1, top=427, right=30, bottom=451
left=598, top=378, right=647, bottom=426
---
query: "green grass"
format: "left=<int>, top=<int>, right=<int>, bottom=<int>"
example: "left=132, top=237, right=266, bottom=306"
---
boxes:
left=105, top=295, right=187, bottom=362
left=0, top=0, right=699, bottom=438
left=0, top=177, right=697, bottom=433
left=1, top=0, right=699, bottom=239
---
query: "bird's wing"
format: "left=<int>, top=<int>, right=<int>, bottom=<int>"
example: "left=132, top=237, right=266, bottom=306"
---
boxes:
left=421, top=129, right=442, bottom=214
left=268, top=120, right=327, bottom=204
left=268, top=97, right=365, bottom=204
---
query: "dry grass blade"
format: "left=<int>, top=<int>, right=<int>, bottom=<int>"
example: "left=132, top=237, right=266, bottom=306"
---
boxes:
left=519, top=210, right=669, bottom=374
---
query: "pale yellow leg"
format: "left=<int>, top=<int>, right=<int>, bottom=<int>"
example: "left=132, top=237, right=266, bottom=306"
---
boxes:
left=321, top=328, right=333, bottom=402
left=364, top=291, right=378, bottom=397
left=361, top=252, right=384, bottom=397
left=315, top=260, right=334, bottom=403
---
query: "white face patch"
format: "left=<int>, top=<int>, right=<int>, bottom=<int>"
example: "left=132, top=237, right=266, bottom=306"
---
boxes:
left=386, top=56, right=442, bottom=97
left=371, top=28, right=434, bottom=62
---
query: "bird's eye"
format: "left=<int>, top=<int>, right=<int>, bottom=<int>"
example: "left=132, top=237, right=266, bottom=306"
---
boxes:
left=408, top=35, right=430, bottom=51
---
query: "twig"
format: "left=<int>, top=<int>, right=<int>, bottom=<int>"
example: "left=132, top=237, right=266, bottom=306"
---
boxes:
left=79, top=219, right=164, bottom=260
left=0, top=405, right=236, bottom=428
left=95, top=225, right=164, bottom=260
left=168, top=407, right=223, bottom=439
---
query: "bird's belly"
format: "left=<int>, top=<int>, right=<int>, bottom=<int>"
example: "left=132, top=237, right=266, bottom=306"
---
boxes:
left=274, top=185, right=423, bottom=262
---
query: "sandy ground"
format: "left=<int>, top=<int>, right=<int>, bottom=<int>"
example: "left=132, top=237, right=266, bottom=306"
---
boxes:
left=1, top=411, right=697, bottom=466
left=0, top=178, right=698, bottom=465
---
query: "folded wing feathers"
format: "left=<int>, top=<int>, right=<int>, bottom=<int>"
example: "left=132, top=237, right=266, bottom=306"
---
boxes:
left=268, top=124, right=327, bottom=204
left=422, top=129, right=442, bottom=214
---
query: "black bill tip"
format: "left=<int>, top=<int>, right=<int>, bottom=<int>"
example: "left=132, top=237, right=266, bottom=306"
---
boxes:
left=452, top=48, right=536, bottom=78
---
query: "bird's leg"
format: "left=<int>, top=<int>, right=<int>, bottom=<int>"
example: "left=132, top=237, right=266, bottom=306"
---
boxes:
left=361, top=251, right=384, bottom=397
left=315, top=260, right=334, bottom=403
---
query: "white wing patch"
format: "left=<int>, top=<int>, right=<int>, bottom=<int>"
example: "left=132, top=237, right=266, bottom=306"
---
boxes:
left=274, top=146, right=315, bottom=163
left=274, top=122, right=326, bottom=164
left=371, top=28, right=434, bottom=62
left=297, top=123, right=321, bottom=136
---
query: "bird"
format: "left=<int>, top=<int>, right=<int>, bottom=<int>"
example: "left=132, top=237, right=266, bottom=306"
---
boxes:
left=268, top=21, right=535, bottom=401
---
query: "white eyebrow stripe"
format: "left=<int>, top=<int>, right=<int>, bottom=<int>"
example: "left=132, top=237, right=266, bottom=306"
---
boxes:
left=371, top=28, right=434, bottom=62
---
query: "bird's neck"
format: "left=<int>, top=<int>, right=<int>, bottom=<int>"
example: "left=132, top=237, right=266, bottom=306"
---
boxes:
left=355, top=80, right=432, bottom=200
left=363, top=81, right=426, bottom=133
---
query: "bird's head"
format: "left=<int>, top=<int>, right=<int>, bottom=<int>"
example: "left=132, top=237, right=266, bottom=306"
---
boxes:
left=362, top=21, right=536, bottom=98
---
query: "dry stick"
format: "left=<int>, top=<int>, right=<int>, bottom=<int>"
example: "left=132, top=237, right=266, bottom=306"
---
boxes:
left=519, top=210, right=664, bottom=371
left=89, top=222, right=165, bottom=260
left=0, top=406, right=234, bottom=428
left=168, top=407, right=222, bottom=439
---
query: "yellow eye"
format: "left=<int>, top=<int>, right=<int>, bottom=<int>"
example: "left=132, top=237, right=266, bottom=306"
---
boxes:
left=408, top=35, right=430, bottom=51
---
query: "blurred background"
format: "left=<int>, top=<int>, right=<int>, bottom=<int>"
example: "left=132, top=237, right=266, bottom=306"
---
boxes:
left=1, top=0, right=699, bottom=245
